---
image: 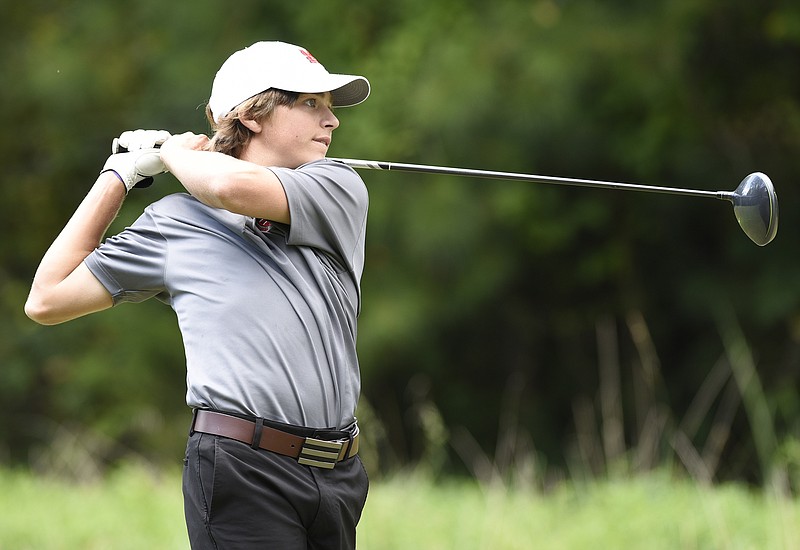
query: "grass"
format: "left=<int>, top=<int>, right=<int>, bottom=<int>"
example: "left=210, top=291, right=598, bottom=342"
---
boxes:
left=0, top=464, right=186, bottom=550
left=359, top=472, right=800, bottom=550
left=1, top=465, right=798, bottom=549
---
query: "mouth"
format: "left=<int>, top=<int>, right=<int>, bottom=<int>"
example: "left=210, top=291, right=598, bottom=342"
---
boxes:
left=313, top=136, right=331, bottom=148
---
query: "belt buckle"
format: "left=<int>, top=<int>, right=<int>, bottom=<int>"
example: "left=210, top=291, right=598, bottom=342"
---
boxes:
left=298, top=437, right=344, bottom=469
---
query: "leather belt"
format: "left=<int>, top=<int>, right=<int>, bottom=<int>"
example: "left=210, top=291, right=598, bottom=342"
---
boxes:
left=192, top=409, right=359, bottom=469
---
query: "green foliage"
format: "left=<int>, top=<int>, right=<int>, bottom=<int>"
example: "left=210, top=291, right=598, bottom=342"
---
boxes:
left=2, top=0, right=799, bottom=484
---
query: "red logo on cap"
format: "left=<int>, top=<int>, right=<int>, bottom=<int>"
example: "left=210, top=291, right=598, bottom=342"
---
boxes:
left=299, top=48, right=319, bottom=64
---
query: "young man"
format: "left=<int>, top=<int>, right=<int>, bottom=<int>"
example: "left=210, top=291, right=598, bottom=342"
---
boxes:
left=25, top=41, right=371, bottom=549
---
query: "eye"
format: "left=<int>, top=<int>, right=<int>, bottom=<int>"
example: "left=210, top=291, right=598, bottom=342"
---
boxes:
left=304, top=98, right=318, bottom=108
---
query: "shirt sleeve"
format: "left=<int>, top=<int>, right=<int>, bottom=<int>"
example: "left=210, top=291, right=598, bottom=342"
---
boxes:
left=270, top=159, right=369, bottom=272
left=84, top=203, right=169, bottom=305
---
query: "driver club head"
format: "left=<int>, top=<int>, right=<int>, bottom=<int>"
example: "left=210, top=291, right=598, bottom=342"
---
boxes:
left=731, top=172, right=778, bottom=246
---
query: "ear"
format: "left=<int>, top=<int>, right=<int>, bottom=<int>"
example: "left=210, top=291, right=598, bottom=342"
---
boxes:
left=240, top=118, right=262, bottom=133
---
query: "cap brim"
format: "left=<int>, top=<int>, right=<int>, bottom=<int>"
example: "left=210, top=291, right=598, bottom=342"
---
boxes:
left=271, top=74, right=370, bottom=107
left=329, top=76, right=371, bottom=107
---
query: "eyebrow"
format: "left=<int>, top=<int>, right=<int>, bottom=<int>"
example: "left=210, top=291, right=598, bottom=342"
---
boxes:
left=299, top=92, right=334, bottom=107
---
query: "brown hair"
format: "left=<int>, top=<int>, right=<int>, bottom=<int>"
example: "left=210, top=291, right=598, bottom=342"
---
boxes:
left=205, top=89, right=299, bottom=158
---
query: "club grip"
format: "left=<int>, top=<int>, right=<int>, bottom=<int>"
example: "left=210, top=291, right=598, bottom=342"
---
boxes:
left=112, top=138, right=163, bottom=154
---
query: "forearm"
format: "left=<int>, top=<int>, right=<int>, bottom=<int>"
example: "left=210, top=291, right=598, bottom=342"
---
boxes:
left=34, top=173, right=124, bottom=281
left=26, top=173, right=124, bottom=322
left=161, top=145, right=290, bottom=223
left=160, top=147, right=249, bottom=208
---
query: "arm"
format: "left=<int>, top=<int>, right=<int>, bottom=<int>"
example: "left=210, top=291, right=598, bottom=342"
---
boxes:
left=25, top=173, right=124, bottom=325
left=160, top=132, right=290, bottom=223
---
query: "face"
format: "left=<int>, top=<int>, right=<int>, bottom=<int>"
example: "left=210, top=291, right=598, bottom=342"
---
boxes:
left=245, top=92, right=340, bottom=168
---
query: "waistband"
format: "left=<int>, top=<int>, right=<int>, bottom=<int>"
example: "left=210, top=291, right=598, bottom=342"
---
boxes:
left=190, top=409, right=359, bottom=469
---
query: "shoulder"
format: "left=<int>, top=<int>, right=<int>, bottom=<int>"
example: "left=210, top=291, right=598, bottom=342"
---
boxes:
left=271, top=160, right=369, bottom=214
left=313, top=158, right=366, bottom=189
left=274, top=159, right=366, bottom=192
left=146, top=192, right=202, bottom=213
left=306, top=158, right=363, bottom=178
left=146, top=192, right=228, bottom=220
left=142, top=193, right=247, bottom=232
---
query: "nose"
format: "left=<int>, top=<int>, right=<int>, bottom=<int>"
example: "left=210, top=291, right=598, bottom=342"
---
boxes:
left=324, top=107, right=340, bottom=130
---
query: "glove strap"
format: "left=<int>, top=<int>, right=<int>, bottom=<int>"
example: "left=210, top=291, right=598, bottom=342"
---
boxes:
left=100, top=168, right=128, bottom=191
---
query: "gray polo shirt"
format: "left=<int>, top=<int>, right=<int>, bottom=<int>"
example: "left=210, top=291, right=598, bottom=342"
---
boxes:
left=84, top=159, right=368, bottom=429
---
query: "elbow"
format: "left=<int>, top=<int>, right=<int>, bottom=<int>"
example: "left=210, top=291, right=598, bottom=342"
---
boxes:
left=24, top=294, right=65, bottom=326
left=25, top=302, right=51, bottom=325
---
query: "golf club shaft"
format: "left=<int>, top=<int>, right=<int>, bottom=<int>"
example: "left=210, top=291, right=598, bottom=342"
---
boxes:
left=331, top=158, right=733, bottom=202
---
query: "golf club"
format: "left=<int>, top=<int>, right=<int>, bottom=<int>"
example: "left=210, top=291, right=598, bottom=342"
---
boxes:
left=331, top=158, right=779, bottom=246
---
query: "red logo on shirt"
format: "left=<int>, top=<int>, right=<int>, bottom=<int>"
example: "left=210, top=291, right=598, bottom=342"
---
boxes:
left=256, top=219, right=272, bottom=233
left=299, top=48, right=319, bottom=64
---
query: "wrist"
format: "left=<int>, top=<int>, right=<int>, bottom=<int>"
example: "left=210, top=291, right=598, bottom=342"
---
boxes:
left=101, top=168, right=125, bottom=186
left=97, top=170, right=129, bottom=197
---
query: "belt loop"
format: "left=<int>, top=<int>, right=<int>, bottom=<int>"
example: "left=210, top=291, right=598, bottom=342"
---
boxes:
left=250, top=417, right=264, bottom=450
left=189, top=408, right=199, bottom=436
left=340, top=432, right=354, bottom=460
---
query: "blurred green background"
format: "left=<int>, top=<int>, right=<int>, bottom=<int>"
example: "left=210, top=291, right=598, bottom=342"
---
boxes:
left=2, top=0, right=798, bottom=488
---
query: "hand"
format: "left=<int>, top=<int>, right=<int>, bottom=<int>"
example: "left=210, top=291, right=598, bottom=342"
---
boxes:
left=103, top=129, right=171, bottom=191
left=159, top=132, right=212, bottom=176
left=112, top=129, right=172, bottom=154
left=160, top=131, right=211, bottom=154
left=101, top=149, right=166, bottom=192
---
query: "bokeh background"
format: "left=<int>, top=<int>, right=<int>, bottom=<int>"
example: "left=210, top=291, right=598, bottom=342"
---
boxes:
left=2, top=0, right=799, bottom=489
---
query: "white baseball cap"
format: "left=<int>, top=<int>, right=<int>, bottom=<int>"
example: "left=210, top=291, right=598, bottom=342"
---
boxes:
left=208, top=41, right=371, bottom=123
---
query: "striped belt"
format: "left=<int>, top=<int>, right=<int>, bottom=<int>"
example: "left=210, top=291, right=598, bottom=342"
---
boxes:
left=191, top=409, right=359, bottom=469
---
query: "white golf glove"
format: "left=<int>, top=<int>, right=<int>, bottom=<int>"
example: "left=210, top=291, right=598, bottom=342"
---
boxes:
left=112, top=129, right=171, bottom=154
left=102, top=130, right=172, bottom=192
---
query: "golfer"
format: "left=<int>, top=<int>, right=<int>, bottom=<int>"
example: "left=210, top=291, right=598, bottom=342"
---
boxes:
left=25, top=41, right=371, bottom=549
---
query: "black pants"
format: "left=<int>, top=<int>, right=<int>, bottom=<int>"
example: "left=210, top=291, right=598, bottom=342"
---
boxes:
left=182, top=431, right=369, bottom=549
